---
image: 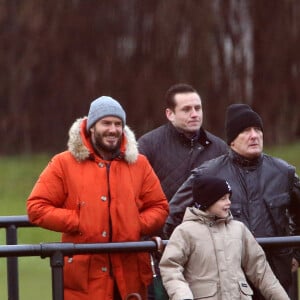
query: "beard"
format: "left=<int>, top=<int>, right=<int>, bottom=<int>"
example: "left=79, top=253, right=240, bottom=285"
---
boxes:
left=92, top=130, right=122, bottom=154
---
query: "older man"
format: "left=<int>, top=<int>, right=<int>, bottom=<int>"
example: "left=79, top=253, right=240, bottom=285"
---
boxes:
left=164, top=103, right=300, bottom=299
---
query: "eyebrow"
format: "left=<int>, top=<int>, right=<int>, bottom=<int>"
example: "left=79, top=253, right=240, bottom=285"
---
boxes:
left=181, top=104, right=201, bottom=110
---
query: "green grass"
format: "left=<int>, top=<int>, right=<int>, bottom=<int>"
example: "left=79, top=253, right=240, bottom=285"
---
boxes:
left=0, top=143, right=300, bottom=299
left=0, top=154, right=60, bottom=300
left=264, top=141, right=300, bottom=171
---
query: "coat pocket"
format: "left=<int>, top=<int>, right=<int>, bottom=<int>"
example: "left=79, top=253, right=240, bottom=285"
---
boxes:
left=264, top=193, right=290, bottom=235
left=64, top=254, right=90, bottom=292
left=191, top=281, right=218, bottom=299
left=238, top=280, right=253, bottom=297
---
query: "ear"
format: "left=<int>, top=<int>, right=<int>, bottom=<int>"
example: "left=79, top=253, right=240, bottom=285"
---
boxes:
left=166, top=108, right=175, bottom=122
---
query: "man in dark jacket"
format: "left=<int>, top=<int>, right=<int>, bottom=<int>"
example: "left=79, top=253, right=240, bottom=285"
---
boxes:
left=164, top=103, right=300, bottom=299
left=138, top=83, right=228, bottom=300
left=138, top=83, right=228, bottom=202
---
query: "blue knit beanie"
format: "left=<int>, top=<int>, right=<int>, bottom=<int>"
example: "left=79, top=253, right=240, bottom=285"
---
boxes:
left=87, top=96, right=126, bottom=131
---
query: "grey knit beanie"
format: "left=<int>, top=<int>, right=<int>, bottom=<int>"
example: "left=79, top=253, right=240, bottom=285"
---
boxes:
left=87, top=96, right=126, bottom=131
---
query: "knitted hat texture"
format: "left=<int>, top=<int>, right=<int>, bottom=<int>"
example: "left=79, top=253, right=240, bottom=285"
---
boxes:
left=225, top=104, right=263, bottom=144
left=192, top=175, right=232, bottom=210
left=87, top=96, right=126, bottom=131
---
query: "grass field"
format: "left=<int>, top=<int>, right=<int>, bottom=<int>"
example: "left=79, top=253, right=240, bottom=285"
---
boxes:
left=0, top=154, right=59, bottom=300
left=0, top=142, right=300, bottom=299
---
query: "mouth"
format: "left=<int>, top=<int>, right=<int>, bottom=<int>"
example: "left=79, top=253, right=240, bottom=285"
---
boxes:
left=105, top=136, right=118, bottom=143
left=188, top=120, right=201, bottom=126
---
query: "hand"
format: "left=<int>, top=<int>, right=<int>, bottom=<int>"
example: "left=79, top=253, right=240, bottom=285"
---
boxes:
left=291, top=257, right=299, bottom=273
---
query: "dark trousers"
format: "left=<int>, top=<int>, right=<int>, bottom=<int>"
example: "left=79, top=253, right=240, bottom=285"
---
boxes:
left=147, top=280, right=155, bottom=300
left=289, top=271, right=298, bottom=300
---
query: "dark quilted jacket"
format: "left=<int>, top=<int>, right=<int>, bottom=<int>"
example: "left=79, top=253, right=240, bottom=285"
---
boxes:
left=165, top=149, right=300, bottom=292
left=138, top=122, right=228, bottom=201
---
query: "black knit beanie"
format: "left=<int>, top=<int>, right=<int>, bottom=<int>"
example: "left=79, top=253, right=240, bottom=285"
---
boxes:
left=192, top=175, right=232, bottom=211
left=225, top=104, right=263, bottom=145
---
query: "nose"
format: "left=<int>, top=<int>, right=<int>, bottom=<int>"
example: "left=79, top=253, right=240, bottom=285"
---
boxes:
left=190, top=108, right=199, bottom=117
left=249, top=127, right=260, bottom=137
left=108, top=124, right=118, bottom=132
left=225, top=195, right=231, bottom=204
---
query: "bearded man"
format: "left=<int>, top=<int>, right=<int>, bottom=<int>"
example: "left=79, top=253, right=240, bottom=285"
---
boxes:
left=27, top=96, right=169, bottom=300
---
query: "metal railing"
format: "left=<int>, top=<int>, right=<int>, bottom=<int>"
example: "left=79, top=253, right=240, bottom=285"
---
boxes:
left=0, top=215, right=34, bottom=300
left=0, top=215, right=161, bottom=300
left=1, top=215, right=300, bottom=300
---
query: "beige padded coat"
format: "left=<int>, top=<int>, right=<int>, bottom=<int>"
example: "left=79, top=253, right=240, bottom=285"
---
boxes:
left=159, top=207, right=289, bottom=300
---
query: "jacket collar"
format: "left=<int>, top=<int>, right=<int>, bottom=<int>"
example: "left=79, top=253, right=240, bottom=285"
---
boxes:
left=168, top=122, right=211, bottom=147
left=67, top=117, right=138, bottom=164
left=229, top=149, right=263, bottom=168
left=183, top=206, right=233, bottom=226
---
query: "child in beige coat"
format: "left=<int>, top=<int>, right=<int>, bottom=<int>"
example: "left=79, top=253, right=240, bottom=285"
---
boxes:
left=159, top=174, right=289, bottom=300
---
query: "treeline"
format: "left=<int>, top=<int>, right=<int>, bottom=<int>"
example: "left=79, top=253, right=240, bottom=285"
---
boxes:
left=0, top=0, right=299, bottom=154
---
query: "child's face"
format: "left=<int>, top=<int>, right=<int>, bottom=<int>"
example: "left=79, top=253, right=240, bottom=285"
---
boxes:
left=206, top=193, right=231, bottom=218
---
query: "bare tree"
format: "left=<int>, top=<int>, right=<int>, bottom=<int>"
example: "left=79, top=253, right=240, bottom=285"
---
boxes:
left=0, top=0, right=299, bottom=154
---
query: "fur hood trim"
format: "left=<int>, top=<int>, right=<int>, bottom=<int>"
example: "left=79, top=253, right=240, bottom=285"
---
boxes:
left=67, top=117, right=138, bottom=164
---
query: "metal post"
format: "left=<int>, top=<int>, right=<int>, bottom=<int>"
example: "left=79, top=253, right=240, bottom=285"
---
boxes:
left=6, top=225, right=19, bottom=300
left=50, top=251, right=64, bottom=300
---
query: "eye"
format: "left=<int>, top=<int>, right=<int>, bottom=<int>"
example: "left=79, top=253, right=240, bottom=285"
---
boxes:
left=182, top=107, right=190, bottom=113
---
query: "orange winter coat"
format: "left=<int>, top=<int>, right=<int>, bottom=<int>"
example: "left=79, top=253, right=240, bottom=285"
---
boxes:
left=27, top=118, right=169, bottom=300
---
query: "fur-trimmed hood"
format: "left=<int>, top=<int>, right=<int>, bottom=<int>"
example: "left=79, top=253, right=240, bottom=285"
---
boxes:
left=67, top=117, right=139, bottom=163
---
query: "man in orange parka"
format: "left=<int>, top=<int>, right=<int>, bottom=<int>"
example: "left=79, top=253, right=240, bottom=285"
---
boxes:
left=27, top=96, right=169, bottom=300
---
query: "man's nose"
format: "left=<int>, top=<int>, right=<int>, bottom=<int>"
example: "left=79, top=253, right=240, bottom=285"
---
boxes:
left=108, top=124, right=118, bottom=131
left=190, top=108, right=199, bottom=116
left=250, top=128, right=259, bottom=137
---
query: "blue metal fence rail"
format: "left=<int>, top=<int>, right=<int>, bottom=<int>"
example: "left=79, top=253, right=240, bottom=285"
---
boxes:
left=1, top=215, right=300, bottom=300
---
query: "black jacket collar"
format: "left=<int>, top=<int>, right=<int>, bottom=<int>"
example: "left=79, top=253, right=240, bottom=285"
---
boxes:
left=168, top=123, right=211, bottom=148
left=230, top=149, right=263, bottom=168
